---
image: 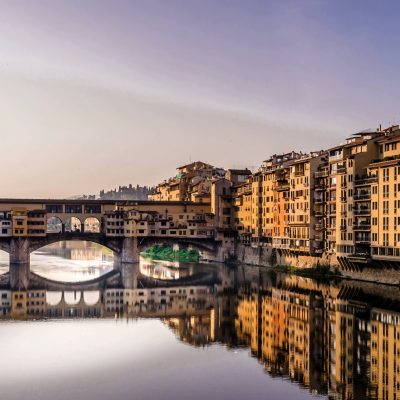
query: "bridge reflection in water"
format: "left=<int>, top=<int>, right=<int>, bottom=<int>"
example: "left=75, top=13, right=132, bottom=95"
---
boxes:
left=2, top=264, right=400, bottom=400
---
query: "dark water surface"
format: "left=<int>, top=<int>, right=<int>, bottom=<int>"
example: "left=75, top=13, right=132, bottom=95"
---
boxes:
left=0, top=242, right=398, bottom=400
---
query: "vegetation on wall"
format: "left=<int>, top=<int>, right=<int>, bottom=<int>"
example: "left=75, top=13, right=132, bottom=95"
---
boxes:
left=141, top=245, right=200, bottom=263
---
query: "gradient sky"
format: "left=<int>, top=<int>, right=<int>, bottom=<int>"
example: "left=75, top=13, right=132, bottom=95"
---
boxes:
left=1, top=0, right=399, bottom=198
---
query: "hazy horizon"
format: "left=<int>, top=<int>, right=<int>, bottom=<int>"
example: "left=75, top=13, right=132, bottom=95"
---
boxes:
left=1, top=0, right=399, bottom=198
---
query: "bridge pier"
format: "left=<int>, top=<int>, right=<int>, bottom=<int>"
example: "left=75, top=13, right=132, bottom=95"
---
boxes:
left=9, top=238, right=31, bottom=290
left=116, top=237, right=139, bottom=264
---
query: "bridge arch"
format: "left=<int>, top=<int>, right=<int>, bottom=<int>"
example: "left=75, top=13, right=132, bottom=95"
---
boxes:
left=138, top=237, right=217, bottom=253
left=29, top=234, right=122, bottom=257
left=138, top=237, right=218, bottom=262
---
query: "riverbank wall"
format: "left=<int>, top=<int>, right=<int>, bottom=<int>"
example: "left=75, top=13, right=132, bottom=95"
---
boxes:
left=235, top=243, right=400, bottom=285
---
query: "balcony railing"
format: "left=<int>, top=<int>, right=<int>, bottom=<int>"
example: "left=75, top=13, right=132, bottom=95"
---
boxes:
left=329, top=153, right=343, bottom=162
left=354, top=208, right=371, bottom=215
left=314, top=170, right=328, bottom=178
left=314, top=184, right=326, bottom=191
left=353, top=224, right=371, bottom=231
left=355, top=236, right=371, bottom=244
left=354, top=193, right=371, bottom=201
left=314, top=223, right=324, bottom=230
left=354, top=175, right=378, bottom=186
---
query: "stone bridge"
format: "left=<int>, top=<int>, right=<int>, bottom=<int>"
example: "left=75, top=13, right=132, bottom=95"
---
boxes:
left=0, top=232, right=222, bottom=289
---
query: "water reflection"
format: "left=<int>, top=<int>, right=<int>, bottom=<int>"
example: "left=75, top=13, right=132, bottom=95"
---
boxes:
left=0, top=241, right=114, bottom=282
left=2, top=258, right=400, bottom=400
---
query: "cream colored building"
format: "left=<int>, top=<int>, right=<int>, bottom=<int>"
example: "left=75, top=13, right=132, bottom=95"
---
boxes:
left=368, top=128, right=400, bottom=262
left=287, top=153, right=325, bottom=255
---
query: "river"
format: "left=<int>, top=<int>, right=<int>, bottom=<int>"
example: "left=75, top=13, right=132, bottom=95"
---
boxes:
left=0, top=241, right=398, bottom=400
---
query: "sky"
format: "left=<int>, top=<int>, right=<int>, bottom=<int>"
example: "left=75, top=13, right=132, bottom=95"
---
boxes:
left=0, top=0, right=399, bottom=198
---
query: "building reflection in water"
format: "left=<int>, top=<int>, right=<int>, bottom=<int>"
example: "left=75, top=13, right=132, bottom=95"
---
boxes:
left=2, top=265, right=400, bottom=400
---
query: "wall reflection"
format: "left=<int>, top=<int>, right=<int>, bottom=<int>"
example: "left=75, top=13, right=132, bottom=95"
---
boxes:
left=1, top=265, right=400, bottom=400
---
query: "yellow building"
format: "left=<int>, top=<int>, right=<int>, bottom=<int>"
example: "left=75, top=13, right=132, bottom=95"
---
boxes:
left=235, top=293, right=260, bottom=354
left=327, top=131, right=381, bottom=264
left=368, top=127, right=400, bottom=263
left=104, top=203, right=214, bottom=239
left=370, top=308, right=400, bottom=400
left=251, top=173, right=263, bottom=244
left=288, top=153, right=325, bottom=255
left=149, top=161, right=225, bottom=203
left=11, top=291, right=28, bottom=318
left=233, top=181, right=252, bottom=244
left=11, top=207, right=28, bottom=237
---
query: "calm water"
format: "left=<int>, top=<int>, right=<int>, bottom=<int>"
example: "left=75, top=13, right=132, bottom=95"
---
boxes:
left=0, top=242, right=399, bottom=400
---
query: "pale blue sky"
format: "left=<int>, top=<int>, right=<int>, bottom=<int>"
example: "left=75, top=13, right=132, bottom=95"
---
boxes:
left=0, top=0, right=399, bottom=197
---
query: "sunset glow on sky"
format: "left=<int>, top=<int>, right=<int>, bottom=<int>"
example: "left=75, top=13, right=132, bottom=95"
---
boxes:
left=1, top=0, right=399, bottom=197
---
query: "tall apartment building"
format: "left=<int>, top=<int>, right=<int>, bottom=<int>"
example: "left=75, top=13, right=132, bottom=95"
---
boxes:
left=249, top=152, right=301, bottom=248
left=326, top=131, right=381, bottom=266
left=232, top=180, right=252, bottom=244
left=288, top=152, right=326, bottom=255
left=368, top=126, right=400, bottom=263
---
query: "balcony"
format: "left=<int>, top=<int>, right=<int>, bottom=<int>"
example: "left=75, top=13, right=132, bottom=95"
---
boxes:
left=354, top=175, right=378, bottom=186
left=314, top=184, right=326, bottom=191
left=337, top=166, right=347, bottom=175
left=353, top=208, right=371, bottom=216
left=353, top=224, right=371, bottom=231
left=329, top=153, right=343, bottom=162
left=354, top=193, right=371, bottom=201
left=314, top=223, right=324, bottom=230
left=355, top=235, right=371, bottom=244
left=327, top=234, right=336, bottom=242
left=276, top=183, right=290, bottom=192
left=314, top=197, right=324, bottom=204
left=314, top=170, right=328, bottom=178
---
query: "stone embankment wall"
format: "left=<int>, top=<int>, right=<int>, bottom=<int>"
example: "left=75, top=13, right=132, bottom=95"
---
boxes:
left=235, top=243, right=400, bottom=285
left=340, top=268, right=400, bottom=285
left=235, top=244, right=339, bottom=269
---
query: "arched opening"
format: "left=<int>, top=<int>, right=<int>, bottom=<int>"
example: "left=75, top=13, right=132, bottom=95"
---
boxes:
left=140, top=242, right=202, bottom=263
left=46, top=291, right=62, bottom=306
left=47, top=216, right=63, bottom=233
left=83, top=291, right=100, bottom=305
left=65, top=217, right=82, bottom=233
left=139, top=241, right=211, bottom=281
left=64, top=291, right=81, bottom=305
left=31, top=241, right=114, bottom=282
left=84, top=217, right=101, bottom=233
left=0, top=249, right=9, bottom=274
